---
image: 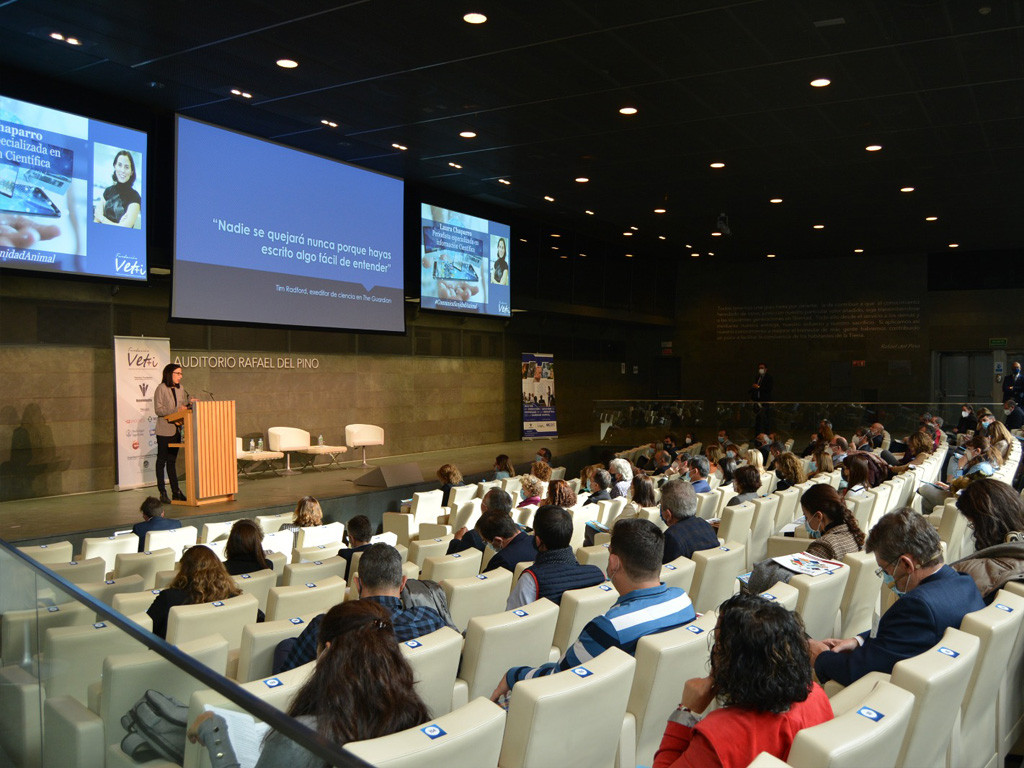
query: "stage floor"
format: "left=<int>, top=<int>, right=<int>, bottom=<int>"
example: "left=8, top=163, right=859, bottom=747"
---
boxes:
left=0, top=434, right=596, bottom=545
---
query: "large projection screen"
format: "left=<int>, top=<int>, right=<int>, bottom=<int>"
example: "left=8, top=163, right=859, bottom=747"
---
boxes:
left=172, top=116, right=405, bottom=332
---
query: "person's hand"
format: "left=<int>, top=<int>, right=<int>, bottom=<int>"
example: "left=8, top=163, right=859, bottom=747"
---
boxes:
left=822, top=637, right=859, bottom=653
left=807, top=639, right=830, bottom=666
left=187, top=711, right=215, bottom=744
left=681, top=676, right=716, bottom=714
left=453, top=526, right=468, bottom=540
left=490, top=675, right=511, bottom=703
left=934, top=480, right=949, bottom=490
left=0, top=214, right=60, bottom=248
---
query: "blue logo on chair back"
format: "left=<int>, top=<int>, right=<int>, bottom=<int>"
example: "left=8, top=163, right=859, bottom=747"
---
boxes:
left=105, top=580, right=115, bottom=585
left=686, top=625, right=704, bottom=634
left=995, top=603, right=1013, bottom=612
left=289, top=617, right=304, bottom=625
left=313, top=560, right=323, bottom=565
left=452, top=553, right=461, bottom=558
left=599, top=583, right=613, bottom=591
left=513, top=609, right=528, bottom=617
left=305, top=583, right=317, bottom=588
left=477, top=574, right=487, bottom=579
left=405, top=640, right=422, bottom=648
left=421, top=725, right=446, bottom=739
left=40, top=545, right=47, bottom=548
left=212, top=601, right=224, bottom=607
left=665, top=564, right=677, bottom=571
left=93, top=622, right=106, bottom=629
left=857, top=707, right=884, bottom=721
left=434, top=538, right=442, bottom=542
left=762, top=593, right=777, bottom=600
left=720, top=546, right=729, bottom=551
left=47, top=606, right=59, bottom=613
left=572, top=667, right=593, bottom=678
left=937, top=646, right=960, bottom=658
left=264, top=678, right=283, bottom=688
left=240, top=573, right=251, bottom=579
left=144, top=551, right=151, bottom=555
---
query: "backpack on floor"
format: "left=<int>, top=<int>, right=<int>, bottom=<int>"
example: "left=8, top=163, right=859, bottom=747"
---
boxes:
left=120, top=689, right=189, bottom=765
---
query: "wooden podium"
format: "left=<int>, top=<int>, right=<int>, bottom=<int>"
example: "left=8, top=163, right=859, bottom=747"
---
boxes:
left=166, top=400, right=238, bottom=506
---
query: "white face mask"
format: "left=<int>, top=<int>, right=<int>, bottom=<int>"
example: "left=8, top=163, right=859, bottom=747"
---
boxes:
left=684, top=437, right=692, bottom=444
left=758, top=368, right=766, bottom=375
left=962, top=410, right=969, bottom=418
left=1005, top=409, right=1013, bottom=416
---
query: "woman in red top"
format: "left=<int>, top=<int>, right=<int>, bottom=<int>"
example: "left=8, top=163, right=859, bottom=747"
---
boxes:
left=654, top=593, right=833, bottom=768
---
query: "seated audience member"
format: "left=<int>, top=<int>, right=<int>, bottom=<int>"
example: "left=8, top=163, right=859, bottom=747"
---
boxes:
left=765, top=441, right=786, bottom=469
left=954, top=404, right=978, bottom=437
left=801, top=420, right=833, bottom=457
left=839, top=453, right=872, bottom=496
left=669, top=453, right=692, bottom=477
left=688, top=456, right=713, bottom=494
left=773, top=452, right=806, bottom=491
left=478, top=510, right=539, bottom=573
left=808, top=447, right=834, bottom=479
left=1001, top=400, right=1023, bottom=432
left=810, top=507, right=984, bottom=687
left=582, top=468, right=613, bottom=505
left=223, top=519, right=272, bottom=575
left=752, top=432, right=772, bottom=462
left=448, top=488, right=513, bottom=554
left=534, top=446, right=552, bottom=465
left=660, top=479, right=720, bottom=562
left=585, top=473, right=659, bottom=545
left=507, top=505, right=605, bottom=610
left=891, top=431, right=932, bottom=474
left=580, top=463, right=604, bottom=494
left=744, top=448, right=768, bottom=477
left=518, top=475, right=544, bottom=508
left=716, top=429, right=730, bottom=446
left=829, top=436, right=849, bottom=464
left=650, top=449, right=674, bottom=476
left=278, top=543, right=447, bottom=672
left=528, top=460, right=553, bottom=483
left=744, top=485, right=864, bottom=594
left=436, top=463, right=465, bottom=507
left=653, top=593, right=833, bottom=768
left=718, top=456, right=737, bottom=488
left=630, top=474, right=658, bottom=510
left=337, top=514, right=373, bottom=571
left=920, top=434, right=999, bottom=514
left=723, top=443, right=742, bottom=462
left=132, top=496, right=182, bottom=551
left=147, top=545, right=243, bottom=639
left=191, top=600, right=430, bottom=765
left=851, top=427, right=872, bottom=452
left=662, top=434, right=679, bottom=461
left=728, top=465, right=761, bottom=506
left=491, top=518, right=696, bottom=701
left=987, top=420, right=1015, bottom=464
left=281, top=495, right=322, bottom=533
left=952, top=479, right=1024, bottom=602
left=544, top=478, right=577, bottom=509
left=609, top=457, right=634, bottom=498
left=492, top=454, right=516, bottom=480
left=704, top=445, right=723, bottom=478
left=868, top=422, right=888, bottom=449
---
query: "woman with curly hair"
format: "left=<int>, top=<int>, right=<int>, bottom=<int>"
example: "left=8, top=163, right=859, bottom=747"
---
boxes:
left=544, top=478, right=578, bottom=509
left=519, top=474, right=544, bottom=508
left=283, top=496, right=323, bottom=532
left=608, top=457, right=634, bottom=499
left=189, top=600, right=430, bottom=766
left=436, top=463, right=465, bottom=507
left=892, top=431, right=932, bottom=474
left=654, top=593, right=832, bottom=767
left=147, top=545, right=243, bottom=638
left=773, top=452, right=806, bottom=491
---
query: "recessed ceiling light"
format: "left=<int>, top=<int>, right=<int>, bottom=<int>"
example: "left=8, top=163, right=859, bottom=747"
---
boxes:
left=709, top=162, right=725, bottom=169
left=240, top=91, right=252, bottom=99
left=770, top=198, right=783, bottom=204
left=854, top=248, right=864, bottom=253
left=925, top=216, right=938, bottom=221
left=459, top=130, right=477, bottom=138
left=276, top=58, right=299, bottom=69
left=685, top=244, right=692, bottom=249
left=619, top=106, right=638, bottom=115
left=550, top=233, right=560, bottom=238
left=813, top=224, right=825, bottom=229
left=463, top=12, right=487, bottom=24
left=585, top=209, right=595, bottom=215
left=623, top=232, right=633, bottom=236
left=232, top=89, right=242, bottom=96
left=448, top=162, right=462, bottom=169
left=630, top=226, right=638, bottom=231
left=810, top=78, right=831, bottom=87
left=654, top=208, right=666, bottom=214
left=231, top=89, right=252, bottom=98
left=391, top=143, right=407, bottom=151
left=560, top=255, right=568, bottom=259
left=865, top=144, right=883, bottom=152
left=575, top=177, right=589, bottom=183
left=691, top=252, right=700, bottom=258
left=519, top=238, right=527, bottom=243
left=711, top=231, right=722, bottom=237
left=320, top=119, right=338, bottom=128
left=948, top=243, right=959, bottom=248
left=498, top=178, right=511, bottom=185
left=658, top=235, right=666, bottom=240
left=767, top=253, right=776, bottom=258
left=544, top=195, right=555, bottom=202
left=551, top=246, right=559, bottom=250
left=625, top=253, right=633, bottom=258
left=49, top=32, right=64, bottom=41
left=900, top=186, right=915, bottom=193
left=708, top=252, right=715, bottom=256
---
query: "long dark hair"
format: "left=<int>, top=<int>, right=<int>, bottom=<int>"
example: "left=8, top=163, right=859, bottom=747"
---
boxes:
left=801, top=483, right=865, bottom=548
left=225, top=519, right=269, bottom=568
left=160, top=363, right=180, bottom=387
left=631, top=475, right=656, bottom=507
left=112, top=150, right=137, bottom=186
left=957, top=479, right=1024, bottom=550
left=842, top=453, right=872, bottom=490
left=287, top=600, right=429, bottom=745
left=710, top=593, right=813, bottom=713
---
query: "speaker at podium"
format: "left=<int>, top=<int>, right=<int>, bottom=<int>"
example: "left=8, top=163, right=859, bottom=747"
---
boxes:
left=354, top=463, right=423, bottom=488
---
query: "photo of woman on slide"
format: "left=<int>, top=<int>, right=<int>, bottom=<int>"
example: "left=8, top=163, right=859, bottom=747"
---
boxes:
left=94, top=149, right=141, bottom=228
left=492, top=236, right=509, bottom=285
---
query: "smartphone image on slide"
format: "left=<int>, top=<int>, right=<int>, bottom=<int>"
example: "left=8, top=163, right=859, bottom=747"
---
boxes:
left=0, top=161, right=18, bottom=198
left=0, top=183, right=62, bottom=217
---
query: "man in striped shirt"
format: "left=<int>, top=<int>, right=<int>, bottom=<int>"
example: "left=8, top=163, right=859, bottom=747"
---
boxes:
left=490, top=518, right=696, bottom=701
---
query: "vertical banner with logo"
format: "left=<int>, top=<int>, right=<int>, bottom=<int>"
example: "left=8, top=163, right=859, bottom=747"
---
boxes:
left=521, top=352, right=558, bottom=440
left=114, top=336, right=170, bottom=490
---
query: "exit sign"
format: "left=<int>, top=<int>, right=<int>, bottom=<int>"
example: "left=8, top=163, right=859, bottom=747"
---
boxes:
left=853, top=360, right=866, bottom=367
left=990, top=338, right=1008, bottom=348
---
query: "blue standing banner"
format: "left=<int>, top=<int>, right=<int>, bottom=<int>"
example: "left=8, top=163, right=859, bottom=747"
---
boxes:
left=521, top=352, right=558, bottom=440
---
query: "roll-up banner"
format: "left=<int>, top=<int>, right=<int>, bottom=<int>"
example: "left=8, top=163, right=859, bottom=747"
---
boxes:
left=521, top=352, right=558, bottom=440
left=114, top=336, right=170, bottom=490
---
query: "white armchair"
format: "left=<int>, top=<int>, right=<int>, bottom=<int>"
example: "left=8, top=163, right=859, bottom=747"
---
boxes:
left=346, top=423, right=384, bottom=467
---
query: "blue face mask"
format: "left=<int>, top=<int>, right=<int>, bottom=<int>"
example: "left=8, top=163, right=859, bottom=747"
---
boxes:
left=803, top=519, right=822, bottom=539
left=838, top=478, right=848, bottom=490
left=726, top=450, right=736, bottom=458
left=808, top=461, right=817, bottom=472
left=520, top=489, right=527, bottom=501
left=881, top=570, right=906, bottom=597
left=583, top=482, right=591, bottom=493
left=718, top=436, right=726, bottom=444
left=535, top=454, right=544, bottom=463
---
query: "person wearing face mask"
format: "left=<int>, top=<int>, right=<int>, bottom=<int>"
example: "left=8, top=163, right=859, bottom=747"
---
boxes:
left=750, top=362, right=774, bottom=433
left=953, top=404, right=978, bottom=442
left=477, top=509, right=538, bottom=573
left=660, top=480, right=720, bottom=562
left=1003, top=398, right=1024, bottom=431
left=447, top=488, right=513, bottom=555
left=582, top=468, right=613, bottom=505
left=809, top=507, right=984, bottom=687
left=1003, top=361, right=1024, bottom=403
left=919, top=435, right=999, bottom=515
left=534, top=446, right=552, bottom=465
left=517, top=475, right=544, bottom=508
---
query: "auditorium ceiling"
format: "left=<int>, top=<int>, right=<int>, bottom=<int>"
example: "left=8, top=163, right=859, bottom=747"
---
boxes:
left=2, top=0, right=1023, bottom=262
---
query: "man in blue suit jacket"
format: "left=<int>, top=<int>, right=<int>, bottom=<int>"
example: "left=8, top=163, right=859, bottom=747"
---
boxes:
left=132, top=496, right=182, bottom=551
left=810, top=508, right=984, bottom=686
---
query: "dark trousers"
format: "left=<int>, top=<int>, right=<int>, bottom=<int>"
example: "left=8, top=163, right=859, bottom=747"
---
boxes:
left=155, top=434, right=181, bottom=494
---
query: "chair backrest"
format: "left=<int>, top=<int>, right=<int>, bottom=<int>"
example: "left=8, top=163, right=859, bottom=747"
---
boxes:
left=452, top=498, right=484, bottom=532
left=399, top=626, right=465, bottom=719
left=255, top=512, right=292, bottom=534
left=282, top=556, right=346, bottom=586
left=47, top=556, right=107, bottom=585
left=232, top=567, right=279, bottom=611
left=476, top=480, right=502, bottom=498
left=80, top=534, right=140, bottom=574
left=749, top=495, right=779, bottom=564
left=838, top=551, right=878, bottom=638
left=600, top=497, right=628, bottom=525
left=411, top=490, right=445, bottom=524
left=714, top=487, right=739, bottom=515
left=459, top=598, right=559, bottom=700
left=113, top=547, right=176, bottom=589
left=550, top=466, right=566, bottom=481
left=772, top=487, right=802, bottom=531
left=265, top=575, right=346, bottom=622
left=576, top=544, right=610, bottom=577
left=422, top=549, right=484, bottom=583
left=260, top=528, right=296, bottom=557
left=499, top=647, right=636, bottom=768
left=790, top=564, right=851, bottom=639
left=268, top=426, right=310, bottom=451
left=236, top=612, right=318, bottom=683
left=747, top=753, right=794, bottom=767
left=717, top=501, right=755, bottom=560
left=345, top=423, right=384, bottom=447
left=294, top=521, right=345, bottom=550
left=408, top=536, right=454, bottom=569
left=759, top=581, right=800, bottom=611
left=695, top=491, right=719, bottom=520
left=512, top=559, right=533, bottom=588
left=865, top=484, right=894, bottom=529
left=552, top=582, right=618, bottom=656
left=16, top=541, right=73, bottom=565
left=77, top=573, right=146, bottom=606
left=515, top=504, right=539, bottom=528
left=689, top=542, right=746, bottom=614
left=167, top=592, right=260, bottom=651
left=448, top=484, right=478, bottom=509
left=144, top=526, right=199, bottom=560
left=936, top=498, right=971, bottom=562
left=292, top=543, right=339, bottom=563
left=112, top=588, right=162, bottom=617
left=501, top=476, right=522, bottom=496
left=891, top=626, right=980, bottom=768
left=1001, top=580, right=1024, bottom=760
left=787, top=680, right=914, bottom=768
left=43, top=620, right=148, bottom=703
left=660, top=556, right=696, bottom=593
left=441, top=569, right=514, bottom=633
left=844, top=493, right=874, bottom=533
left=199, top=520, right=236, bottom=543
left=0, top=601, right=94, bottom=667
left=346, top=697, right=505, bottom=768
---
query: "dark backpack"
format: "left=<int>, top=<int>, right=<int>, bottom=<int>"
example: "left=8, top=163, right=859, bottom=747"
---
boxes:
left=401, top=577, right=458, bottom=631
left=120, top=689, right=189, bottom=764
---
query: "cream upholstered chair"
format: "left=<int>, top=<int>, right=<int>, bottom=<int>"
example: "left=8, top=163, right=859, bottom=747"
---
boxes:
left=42, top=620, right=149, bottom=704
left=399, top=626, right=465, bottom=718
left=695, top=491, right=719, bottom=520
left=575, top=544, right=610, bottom=576
left=267, top=426, right=311, bottom=475
left=265, top=576, right=346, bottom=622
left=80, top=534, right=140, bottom=575
left=551, top=582, right=618, bottom=657
left=47, top=557, right=107, bottom=585
left=346, top=697, right=506, bottom=768
left=422, top=549, right=483, bottom=583
left=345, top=423, right=384, bottom=467
left=1001, top=580, right=1024, bottom=762
left=294, top=521, right=345, bottom=549
left=499, top=646, right=636, bottom=768
left=772, top=487, right=801, bottom=531
left=113, top=548, right=176, bottom=589
left=789, top=563, right=850, bottom=639
left=838, top=551, right=879, bottom=638
left=145, top=526, right=198, bottom=560
left=167, top=592, right=260, bottom=653
left=660, top=556, right=696, bottom=593
left=408, top=535, right=454, bottom=569
left=717, top=501, right=755, bottom=560
left=77, top=574, right=146, bottom=606
left=759, top=581, right=799, bottom=611
left=232, top=567, right=278, bottom=611
left=235, top=435, right=283, bottom=476
left=282, top=556, right=347, bottom=587
left=16, top=541, right=73, bottom=564
left=689, top=542, right=745, bottom=614
left=236, top=613, right=318, bottom=683
left=255, top=512, right=292, bottom=534
left=748, top=495, right=779, bottom=564
left=442, top=569, right=514, bottom=633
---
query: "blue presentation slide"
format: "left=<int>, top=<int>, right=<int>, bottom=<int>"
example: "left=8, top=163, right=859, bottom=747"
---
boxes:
left=0, top=95, right=147, bottom=280
left=420, top=203, right=511, bottom=317
left=173, top=117, right=405, bottom=333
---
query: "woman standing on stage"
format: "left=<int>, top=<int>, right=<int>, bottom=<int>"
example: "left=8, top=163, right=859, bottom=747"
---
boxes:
left=154, top=363, right=193, bottom=503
